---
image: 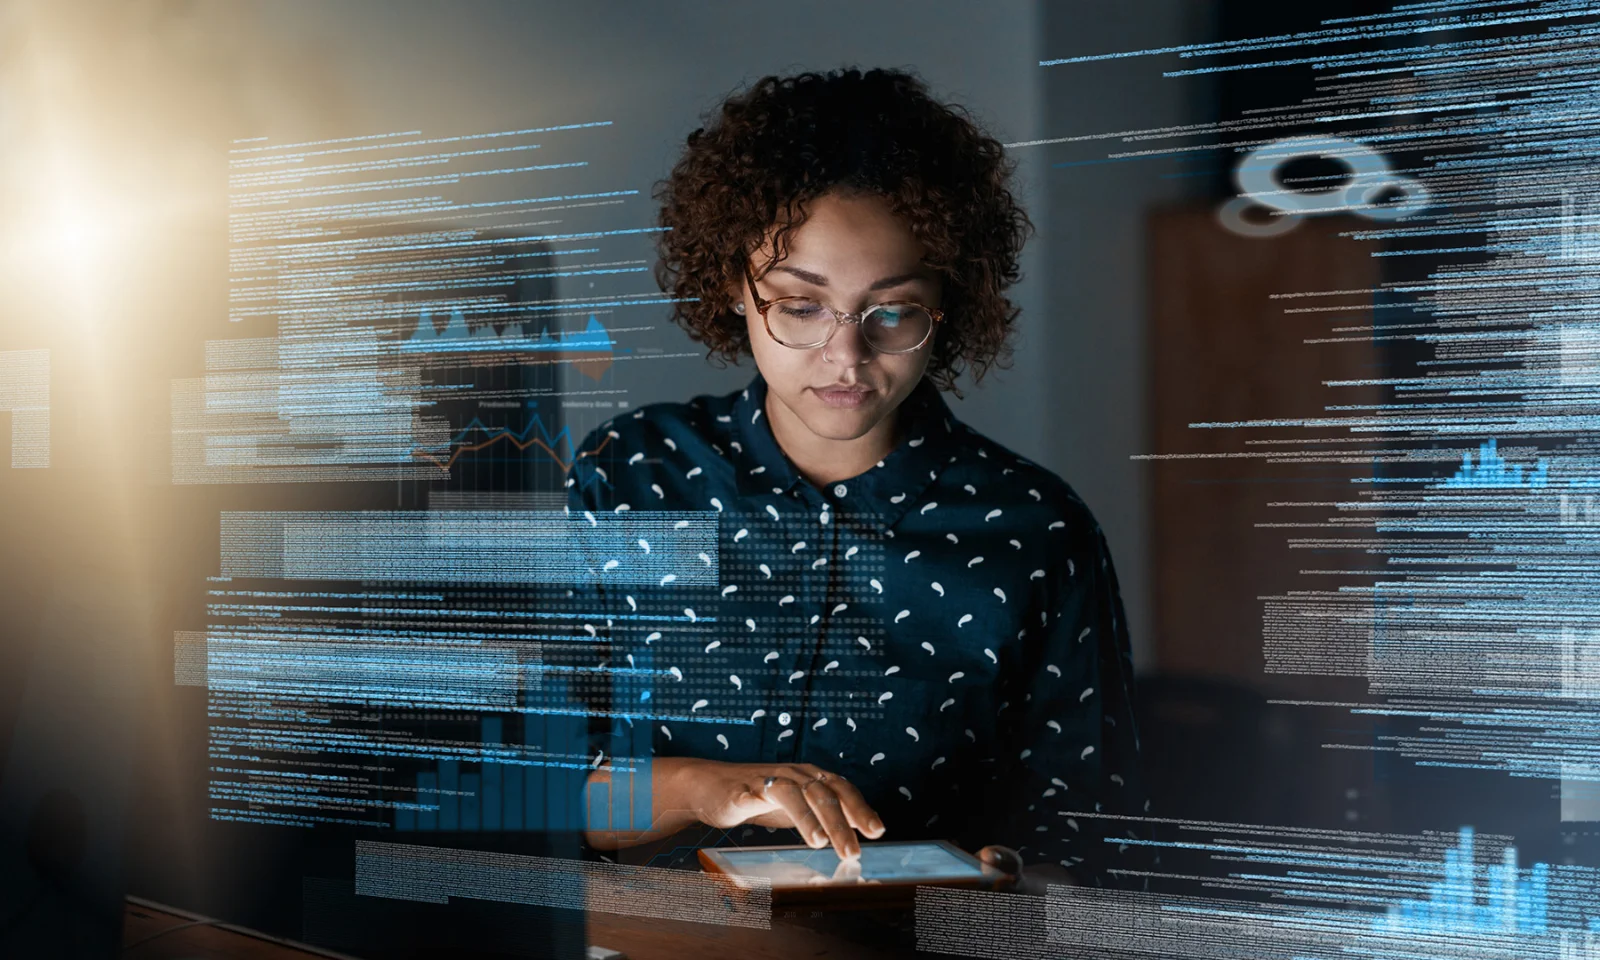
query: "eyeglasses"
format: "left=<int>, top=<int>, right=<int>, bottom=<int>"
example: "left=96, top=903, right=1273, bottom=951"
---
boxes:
left=742, top=259, right=943, bottom=354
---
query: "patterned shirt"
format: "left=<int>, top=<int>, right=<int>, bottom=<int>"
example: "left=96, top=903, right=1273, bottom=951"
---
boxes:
left=564, top=371, right=1151, bottom=887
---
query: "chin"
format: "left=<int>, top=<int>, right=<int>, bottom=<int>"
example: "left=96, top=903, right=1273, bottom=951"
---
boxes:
left=797, top=404, right=883, bottom=441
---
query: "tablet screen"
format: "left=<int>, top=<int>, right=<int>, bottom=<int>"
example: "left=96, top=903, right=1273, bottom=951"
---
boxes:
left=711, top=842, right=984, bottom=887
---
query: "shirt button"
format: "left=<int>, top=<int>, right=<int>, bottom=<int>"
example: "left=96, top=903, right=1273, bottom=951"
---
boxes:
left=778, top=712, right=792, bottom=726
left=833, top=483, right=848, bottom=497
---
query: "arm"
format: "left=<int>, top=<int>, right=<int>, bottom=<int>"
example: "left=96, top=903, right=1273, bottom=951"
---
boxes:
left=978, top=522, right=1154, bottom=891
left=581, top=756, right=706, bottom=849
left=564, top=432, right=629, bottom=855
left=564, top=430, right=884, bottom=859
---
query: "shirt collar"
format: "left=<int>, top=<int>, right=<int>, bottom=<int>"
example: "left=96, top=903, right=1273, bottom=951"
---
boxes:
left=730, top=372, right=961, bottom=530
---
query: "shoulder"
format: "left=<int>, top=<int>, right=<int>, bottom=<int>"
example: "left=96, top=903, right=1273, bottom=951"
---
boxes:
left=565, top=385, right=743, bottom=511
left=571, top=386, right=740, bottom=464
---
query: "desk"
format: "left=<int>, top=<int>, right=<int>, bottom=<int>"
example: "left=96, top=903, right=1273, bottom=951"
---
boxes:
left=583, top=905, right=911, bottom=959
left=123, top=897, right=912, bottom=959
left=123, top=897, right=359, bottom=959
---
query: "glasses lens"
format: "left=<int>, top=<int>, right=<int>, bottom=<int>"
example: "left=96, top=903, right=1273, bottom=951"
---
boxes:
left=768, top=299, right=835, bottom=346
left=766, top=300, right=935, bottom=351
left=864, top=304, right=934, bottom=352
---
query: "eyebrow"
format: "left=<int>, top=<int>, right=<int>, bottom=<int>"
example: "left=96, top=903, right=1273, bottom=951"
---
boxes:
left=766, top=265, right=933, bottom=291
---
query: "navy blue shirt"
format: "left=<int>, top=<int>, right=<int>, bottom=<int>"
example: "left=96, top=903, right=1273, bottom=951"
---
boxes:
left=564, top=371, right=1150, bottom=887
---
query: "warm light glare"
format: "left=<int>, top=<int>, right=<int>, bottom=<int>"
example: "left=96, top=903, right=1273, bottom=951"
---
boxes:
left=40, top=199, right=111, bottom=272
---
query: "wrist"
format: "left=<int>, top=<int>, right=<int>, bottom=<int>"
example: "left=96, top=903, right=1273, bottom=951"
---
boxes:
left=652, top=755, right=706, bottom=827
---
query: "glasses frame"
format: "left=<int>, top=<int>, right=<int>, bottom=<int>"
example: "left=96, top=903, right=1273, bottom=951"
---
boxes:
left=741, top=259, right=943, bottom=354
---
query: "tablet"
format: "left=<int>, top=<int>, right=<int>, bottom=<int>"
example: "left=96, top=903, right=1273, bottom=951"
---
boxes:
left=697, top=840, right=996, bottom=907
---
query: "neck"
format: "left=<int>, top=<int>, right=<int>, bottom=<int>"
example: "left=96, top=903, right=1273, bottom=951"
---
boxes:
left=765, top=391, right=902, bottom=488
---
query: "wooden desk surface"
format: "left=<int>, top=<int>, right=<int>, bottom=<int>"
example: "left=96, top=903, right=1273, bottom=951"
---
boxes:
left=123, top=897, right=913, bottom=959
left=123, top=897, right=358, bottom=959
left=585, top=905, right=913, bottom=959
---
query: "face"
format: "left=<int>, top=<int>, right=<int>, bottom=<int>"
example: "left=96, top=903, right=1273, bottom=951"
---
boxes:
left=734, top=189, right=941, bottom=444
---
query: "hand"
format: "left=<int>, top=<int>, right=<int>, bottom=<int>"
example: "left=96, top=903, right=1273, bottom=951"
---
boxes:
left=673, top=759, right=886, bottom=859
left=976, top=845, right=1023, bottom=892
left=976, top=845, right=1080, bottom=895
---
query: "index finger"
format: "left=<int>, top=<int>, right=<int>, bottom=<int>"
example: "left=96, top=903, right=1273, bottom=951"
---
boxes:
left=817, top=775, right=885, bottom=840
left=802, top=778, right=860, bottom=860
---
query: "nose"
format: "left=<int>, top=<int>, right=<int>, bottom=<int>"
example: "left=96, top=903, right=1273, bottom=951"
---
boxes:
left=823, top=320, right=873, bottom=366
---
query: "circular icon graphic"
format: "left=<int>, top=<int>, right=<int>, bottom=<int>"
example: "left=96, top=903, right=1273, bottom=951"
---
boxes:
left=1221, top=135, right=1429, bottom=237
left=1235, top=135, right=1392, bottom=214
left=1346, top=175, right=1432, bottom=221
left=1216, top=196, right=1303, bottom=237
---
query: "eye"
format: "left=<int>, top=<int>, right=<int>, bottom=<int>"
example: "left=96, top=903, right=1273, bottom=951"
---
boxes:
left=778, top=300, right=827, bottom=319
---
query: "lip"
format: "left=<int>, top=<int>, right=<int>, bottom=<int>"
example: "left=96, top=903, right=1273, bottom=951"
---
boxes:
left=813, top=384, right=875, bottom=409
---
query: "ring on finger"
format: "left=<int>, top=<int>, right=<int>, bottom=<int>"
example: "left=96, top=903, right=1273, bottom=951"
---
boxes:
left=762, top=776, right=779, bottom=791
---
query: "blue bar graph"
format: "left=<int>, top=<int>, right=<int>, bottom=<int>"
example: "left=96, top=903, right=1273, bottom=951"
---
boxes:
left=1437, top=438, right=1550, bottom=489
left=439, top=760, right=460, bottom=830
left=503, top=757, right=522, bottom=831
left=417, top=771, right=438, bottom=830
left=460, top=773, right=480, bottom=830
left=394, top=676, right=599, bottom=833
left=590, top=644, right=654, bottom=833
left=483, top=763, right=502, bottom=831
left=1377, top=827, right=1552, bottom=936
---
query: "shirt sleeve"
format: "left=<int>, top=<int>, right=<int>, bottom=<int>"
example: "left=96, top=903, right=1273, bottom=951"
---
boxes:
left=563, top=433, right=625, bottom=861
left=975, top=519, right=1155, bottom=890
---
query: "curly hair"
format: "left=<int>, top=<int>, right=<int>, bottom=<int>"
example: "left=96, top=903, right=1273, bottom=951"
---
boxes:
left=652, top=66, right=1035, bottom=395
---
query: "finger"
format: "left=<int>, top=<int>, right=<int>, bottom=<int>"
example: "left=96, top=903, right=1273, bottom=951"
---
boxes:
left=976, top=846, right=1022, bottom=891
left=830, top=856, right=864, bottom=882
left=802, top=779, right=860, bottom=859
left=977, top=845, right=1022, bottom=875
left=762, top=777, right=827, bottom=848
left=818, top=775, right=885, bottom=839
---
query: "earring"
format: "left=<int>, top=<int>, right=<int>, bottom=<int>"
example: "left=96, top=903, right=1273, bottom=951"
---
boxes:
left=733, top=303, right=746, bottom=315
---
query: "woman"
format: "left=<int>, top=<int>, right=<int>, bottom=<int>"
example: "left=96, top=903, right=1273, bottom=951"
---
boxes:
left=566, top=67, right=1149, bottom=893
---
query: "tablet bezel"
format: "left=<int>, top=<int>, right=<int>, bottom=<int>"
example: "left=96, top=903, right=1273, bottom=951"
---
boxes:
left=696, top=839, right=998, bottom=908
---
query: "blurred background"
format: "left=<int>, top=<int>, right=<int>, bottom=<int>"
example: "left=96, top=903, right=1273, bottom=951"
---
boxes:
left=0, top=0, right=1580, bottom=957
